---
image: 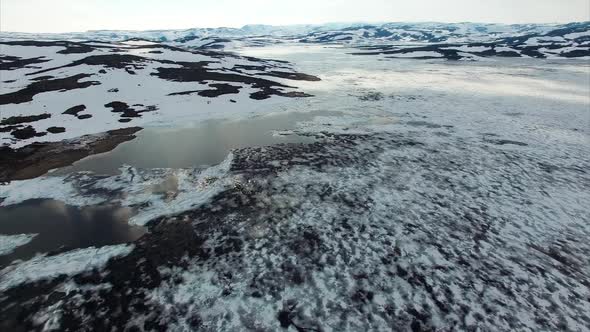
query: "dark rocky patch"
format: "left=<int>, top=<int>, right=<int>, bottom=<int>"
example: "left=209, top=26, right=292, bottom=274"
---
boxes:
left=46, top=127, right=66, bottom=134
left=358, top=91, right=384, bottom=101
left=378, top=46, right=462, bottom=60
left=62, top=105, right=87, bottom=116
left=152, top=61, right=283, bottom=86
left=0, top=130, right=586, bottom=330
left=485, top=139, right=528, bottom=146
left=389, top=94, right=424, bottom=101
left=0, top=133, right=378, bottom=330
left=10, top=126, right=47, bottom=139
left=152, top=61, right=316, bottom=99
left=1, top=113, right=51, bottom=126
left=352, top=40, right=589, bottom=60
left=105, top=101, right=134, bottom=114
left=0, top=125, right=21, bottom=133
left=125, top=43, right=197, bottom=54
left=560, top=49, right=590, bottom=58
left=259, top=71, right=321, bottom=81
left=277, top=91, right=314, bottom=98
left=56, top=44, right=94, bottom=54
left=0, top=40, right=107, bottom=55
left=301, top=32, right=354, bottom=43
left=169, top=83, right=242, bottom=97
left=167, top=90, right=200, bottom=96
left=0, top=218, right=206, bottom=331
left=515, top=46, right=546, bottom=58
left=249, top=88, right=313, bottom=100
left=406, top=121, right=443, bottom=129
left=29, top=54, right=150, bottom=76
left=197, top=39, right=232, bottom=50
left=104, top=101, right=157, bottom=119
left=198, top=83, right=241, bottom=97
left=543, top=22, right=590, bottom=37
left=233, top=64, right=269, bottom=72
left=30, top=75, right=55, bottom=81
left=0, top=127, right=142, bottom=182
left=0, top=55, right=50, bottom=71
left=493, top=50, right=522, bottom=57
left=0, top=74, right=100, bottom=105
left=1, top=41, right=319, bottom=105
left=275, top=302, right=321, bottom=332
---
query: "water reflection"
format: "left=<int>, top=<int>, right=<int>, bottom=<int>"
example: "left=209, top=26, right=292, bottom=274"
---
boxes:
left=56, top=111, right=337, bottom=175
left=0, top=199, right=145, bottom=267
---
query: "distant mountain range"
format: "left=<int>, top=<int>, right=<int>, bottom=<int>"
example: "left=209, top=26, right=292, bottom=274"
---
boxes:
left=1, top=22, right=589, bottom=59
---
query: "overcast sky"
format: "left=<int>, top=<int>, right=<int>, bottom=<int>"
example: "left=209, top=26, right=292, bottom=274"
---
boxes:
left=1, top=0, right=589, bottom=33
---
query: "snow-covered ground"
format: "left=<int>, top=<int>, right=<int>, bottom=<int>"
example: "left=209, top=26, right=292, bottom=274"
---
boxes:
left=0, top=234, right=37, bottom=255
left=0, top=244, right=133, bottom=291
left=0, top=40, right=318, bottom=148
left=0, top=44, right=589, bottom=331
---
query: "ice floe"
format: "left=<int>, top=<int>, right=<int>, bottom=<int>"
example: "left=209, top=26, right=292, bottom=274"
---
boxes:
left=0, top=234, right=37, bottom=255
left=0, top=244, right=133, bottom=291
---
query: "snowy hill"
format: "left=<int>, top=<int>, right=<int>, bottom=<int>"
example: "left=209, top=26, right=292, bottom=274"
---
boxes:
left=0, top=39, right=319, bottom=149
left=1, top=22, right=588, bottom=58
left=2, top=22, right=589, bottom=47
left=296, top=22, right=589, bottom=44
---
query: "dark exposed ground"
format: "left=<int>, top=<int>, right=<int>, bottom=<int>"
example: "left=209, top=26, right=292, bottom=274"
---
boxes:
left=104, top=101, right=158, bottom=119
left=62, top=105, right=87, bottom=117
left=0, top=40, right=101, bottom=54
left=168, top=83, right=242, bottom=97
left=0, top=127, right=142, bottom=182
left=0, top=114, right=51, bottom=126
left=0, top=52, right=316, bottom=105
left=351, top=42, right=590, bottom=60
left=150, top=61, right=316, bottom=100
left=9, top=126, right=47, bottom=140
left=0, top=55, right=50, bottom=71
left=0, top=134, right=389, bottom=332
left=0, top=128, right=588, bottom=331
left=0, top=74, right=101, bottom=105
left=46, top=127, right=66, bottom=134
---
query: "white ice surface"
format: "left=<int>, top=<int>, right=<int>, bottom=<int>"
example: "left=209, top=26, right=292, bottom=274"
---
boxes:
left=564, top=31, right=590, bottom=40
left=1, top=153, right=235, bottom=226
left=0, top=244, right=133, bottom=291
left=0, top=234, right=38, bottom=255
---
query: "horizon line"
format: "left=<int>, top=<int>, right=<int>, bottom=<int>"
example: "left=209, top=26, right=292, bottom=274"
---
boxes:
left=1, top=20, right=588, bottom=35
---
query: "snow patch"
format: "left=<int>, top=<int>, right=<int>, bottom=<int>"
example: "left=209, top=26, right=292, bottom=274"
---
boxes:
left=1, top=154, right=235, bottom=226
left=0, top=233, right=38, bottom=255
left=0, top=244, right=133, bottom=291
